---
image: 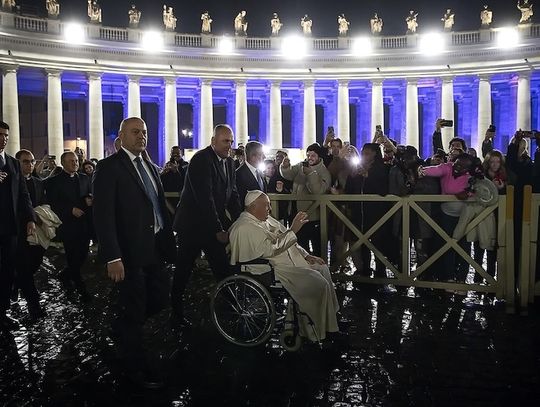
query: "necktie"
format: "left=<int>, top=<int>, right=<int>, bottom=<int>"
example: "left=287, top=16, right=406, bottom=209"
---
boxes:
left=256, top=170, right=264, bottom=191
left=134, top=157, right=164, bottom=231
left=0, top=154, right=5, bottom=169
left=221, top=159, right=228, bottom=185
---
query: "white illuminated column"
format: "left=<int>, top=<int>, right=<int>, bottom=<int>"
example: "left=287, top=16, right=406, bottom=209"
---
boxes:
left=302, top=80, right=316, bottom=148
left=405, top=79, right=419, bottom=150
left=337, top=80, right=350, bottom=143
left=370, top=79, right=384, bottom=135
left=441, top=77, right=455, bottom=149
left=268, top=81, right=282, bottom=149
left=127, top=76, right=141, bottom=117
left=477, top=75, right=492, bottom=154
left=47, top=69, right=64, bottom=160
left=88, top=72, right=104, bottom=159
left=235, top=80, right=248, bottom=146
left=516, top=71, right=531, bottom=131
left=198, top=79, right=214, bottom=148
left=2, top=66, right=20, bottom=155
left=164, top=77, right=178, bottom=157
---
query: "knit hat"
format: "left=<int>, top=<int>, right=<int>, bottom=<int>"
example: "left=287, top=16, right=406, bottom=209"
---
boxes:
left=306, top=142, right=324, bottom=158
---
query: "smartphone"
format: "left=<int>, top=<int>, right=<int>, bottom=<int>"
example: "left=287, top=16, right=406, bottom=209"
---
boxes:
left=488, top=124, right=496, bottom=132
left=440, top=120, right=453, bottom=128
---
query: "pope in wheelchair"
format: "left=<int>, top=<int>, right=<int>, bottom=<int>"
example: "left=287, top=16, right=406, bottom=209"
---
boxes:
left=227, top=190, right=340, bottom=343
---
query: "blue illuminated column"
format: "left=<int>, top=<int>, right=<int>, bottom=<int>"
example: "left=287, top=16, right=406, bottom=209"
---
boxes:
left=164, top=77, right=178, bottom=159
left=441, top=76, right=455, bottom=148
left=1, top=65, right=19, bottom=155
left=371, top=79, right=384, bottom=136
left=516, top=71, right=531, bottom=130
left=88, top=72, right=104, bottom=159
left=302, top=80, right=316, bottom=148
left=337, top=80, right=350, bottom=143
left=127, top=75, right=141, bottom=117
left=476, top=75, right=492, bottom=154
left=234, top=79, right=248, bottom=146
left=267, top=80, right=282, bottom=149
left=406, top=78, right=419, bottom=150
left=47, top=69, right=64, bottom=159
left=198, top=79, right=214, bottom=148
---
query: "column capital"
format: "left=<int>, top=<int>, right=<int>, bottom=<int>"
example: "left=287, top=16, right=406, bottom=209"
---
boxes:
left=441, top=76, right=455, bottom=84
left=406, top=78, right=418, bottom=86
left=371, top=78, right=383, bottom=86
left=127, top=75, right=141, bottom=84
left=518, top=70, right=532, bottom=79
left=87, top=72, right=103, bottom=80
left=337, top=79, right=350, bottom=86
left=45, top=68, right=62, bottom=77
left=200, top=78, right=213, bottom=86
left=1, top=64, right=18, bottom=74
left=478, top=74, right=492, bottom=82
left=269, top=80, right=282, bottom=87
left=302, top=80, right=315, bottom=87
left=164, top=77, right=177, bottom=86
left=234, top=79, right=247, bottom=86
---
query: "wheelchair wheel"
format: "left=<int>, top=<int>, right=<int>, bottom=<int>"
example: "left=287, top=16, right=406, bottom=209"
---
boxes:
left=279, top=329, right=302, bottom=352
left=211, top=275, right=276, bottom=347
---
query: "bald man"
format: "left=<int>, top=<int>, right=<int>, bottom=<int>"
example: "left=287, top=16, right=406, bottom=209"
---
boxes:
left=93, top=117, right=175, bottom=388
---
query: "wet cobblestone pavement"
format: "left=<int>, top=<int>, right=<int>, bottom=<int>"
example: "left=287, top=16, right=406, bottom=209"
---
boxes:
left=2, top=250, right=540, bottom=407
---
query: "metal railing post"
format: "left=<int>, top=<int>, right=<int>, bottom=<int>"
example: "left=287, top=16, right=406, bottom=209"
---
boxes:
left=505, top=186, right=516, bottom=313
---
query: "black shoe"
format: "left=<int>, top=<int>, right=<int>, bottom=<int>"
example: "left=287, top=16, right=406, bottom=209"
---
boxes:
left=0, top=315, right=20, bottom=331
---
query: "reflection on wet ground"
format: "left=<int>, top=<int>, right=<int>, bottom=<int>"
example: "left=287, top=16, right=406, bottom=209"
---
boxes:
left=1, top=251, right=540, bottom=406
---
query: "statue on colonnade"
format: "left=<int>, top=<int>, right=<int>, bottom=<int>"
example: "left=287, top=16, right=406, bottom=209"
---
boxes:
left=337, top=14, right=350, bottom=36
left=441, top=9, right=455, bottom=31
left=163, top=5, right=177, bottom=31
left=1, top=0, right=15, bottom=12
left=480, top=5, right=493, bottom=27
left=87, top=0, right=102, bottom=24
left=270, top=13, right=282, bottom=36
left=406, top=10, right=418, bottom=34
left=201, top=11, right=212, bottom=34
left=128, top=5, right=141, bottom=28
left=301, top=14, right=312, bottom=36
left=518, top=0, right=534, bottom=24
left=234, top=10, right=247, bottom=36
left=46, top=0, right=60, bottom=18
left=370, top=13, right=383, bottom=35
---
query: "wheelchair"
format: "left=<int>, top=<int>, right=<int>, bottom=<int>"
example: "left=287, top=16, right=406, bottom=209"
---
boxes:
left=210, top=259, right=319, bottom=352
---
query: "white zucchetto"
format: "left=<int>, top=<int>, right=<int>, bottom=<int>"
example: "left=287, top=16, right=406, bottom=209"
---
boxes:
left=245, top=190, right=264, bottom=207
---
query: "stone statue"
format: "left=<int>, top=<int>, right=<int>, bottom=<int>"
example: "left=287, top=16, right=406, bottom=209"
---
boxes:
left=201, top=11, right=212, bottom=34
left=270, top=13, right=282, bottom=36
left=337, top=14, right=349, bottom=36
left=301, top=14, right=312, bottom=36
left=518, top=0, right=534, bottom=24
left=163, top=5, right=177, bottom=31
left=370, top=13, right=383, bottom=35
left=441, top=9, right=455, bottom=31
left=128, top=5, right=141, bottom=28
left=234, top=10, right=248, bottom=36
left=1, top=0, right=15, bottom=12
left=480, top=5, right=493, bottom=27
left=406, top=10, right=418, bottom=34
left=87, top=0, right=102, bottom=24
left=46, top=0, right=60, bottom=18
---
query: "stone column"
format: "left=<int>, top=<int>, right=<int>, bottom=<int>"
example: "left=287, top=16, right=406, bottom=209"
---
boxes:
left=47, top=69, right=64, bottom=159
left=1, top=66, right=20, bottom=155
left=164, top=77, right=178, bottom=158
left=127, top=76, right=141, bottom=117
left=198, top=79, right=214, bottom=148
left=370, top=79, right=384, bottom=135
left=516, top=71, right=531, bottom=131
left=234, top=80, right=248, bottom=146
left=268, top=81, right=282, bottom=149
left=88, top=73, right=104, bottom=159
left=477, top=75, right=492, bottom=154
left=337, top=80, right=350, bottom=143
left=302, top=80, right=316, bottom=148
left=405, top=79, right=419, bottom=150
left=441, top=77, right=455, bottom=149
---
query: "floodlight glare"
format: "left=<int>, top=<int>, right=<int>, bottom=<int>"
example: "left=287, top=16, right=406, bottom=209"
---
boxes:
left=352, top=37, right=372, bottom=56
left=496, top=27, right=519, bottom=49
left=141, top=31, right=164, bottom=51
left=64, top=23, right=85, bottom=44
left=257, top=162, right=267, bottom=172
left=262, top=145, right=270, bottom=155
left=281, top=36, right=307, bottom=59
left=419, top=33, right=445, bottom=55
left=351, top=156, right=361, bottom=166
left=181, top=129, right=188, bottom=136
left=218, top=37, right=234, bottom=54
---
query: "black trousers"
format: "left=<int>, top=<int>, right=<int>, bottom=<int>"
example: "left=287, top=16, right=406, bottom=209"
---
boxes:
left=62, top=233, right=90, bottom=282
left=296, top=221, right=321, bottom=257
left=15, top=238, right=45, bottom=306
left=171, top=232, right=229, bottom=316
left=112, top=262, right=169, bottom=369
left=0, top=234, right=17, bottom=314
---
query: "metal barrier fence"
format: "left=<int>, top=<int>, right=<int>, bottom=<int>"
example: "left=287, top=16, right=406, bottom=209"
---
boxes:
left=519, top=187, right=540, bottom=311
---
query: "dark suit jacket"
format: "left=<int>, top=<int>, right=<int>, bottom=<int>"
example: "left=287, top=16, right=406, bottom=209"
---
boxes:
left=174, top=146, right=241, bottom=235
left=45, top=171, right=92, bottom=240
left=26, top=176, right=45, bottom=208
left=0, top=154, right=35, bottom=236
left=92, top=149, right=175, bottom=267
left=235, top=163, right=267, bottom=207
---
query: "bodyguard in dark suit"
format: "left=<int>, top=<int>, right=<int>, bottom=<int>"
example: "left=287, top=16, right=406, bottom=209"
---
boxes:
left=235, top=141, right=267, bottom=205
left=14, top=149, right=46, bottom=319
left=0, top=122, right=36, bottom=331
left=93, top=117, right=175, bottom=388
left=171, top=124, right=241, bottom=327
left=45, top=151, right=93, bottom=301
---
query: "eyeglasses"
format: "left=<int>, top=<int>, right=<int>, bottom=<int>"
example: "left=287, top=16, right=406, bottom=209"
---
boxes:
left=22, top=159, right=36, bottom=164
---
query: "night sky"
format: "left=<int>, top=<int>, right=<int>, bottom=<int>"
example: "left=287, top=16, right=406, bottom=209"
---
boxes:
left=19, top=0, right=531, bottom=37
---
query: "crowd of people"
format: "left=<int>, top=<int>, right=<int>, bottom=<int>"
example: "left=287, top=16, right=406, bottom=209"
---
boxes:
left=1, top=116, right=539, bottom=389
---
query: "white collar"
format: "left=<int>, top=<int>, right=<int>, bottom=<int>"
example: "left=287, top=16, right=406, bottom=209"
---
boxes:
left=211, top=146, right=227, bottom=162
left=245, top=160, right=259, bottom=176
left=0, top=150, right=5, bottom=160
left=122, top=146, right=141, bottom=162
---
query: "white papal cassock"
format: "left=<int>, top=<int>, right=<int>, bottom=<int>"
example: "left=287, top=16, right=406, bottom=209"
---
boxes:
left=229, top=211, right=340, bottom=341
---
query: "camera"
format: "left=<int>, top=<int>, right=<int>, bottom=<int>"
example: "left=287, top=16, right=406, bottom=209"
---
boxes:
left=440, top=119, right=453, bottom=128
left=488, top=124, right=496, bottom=133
